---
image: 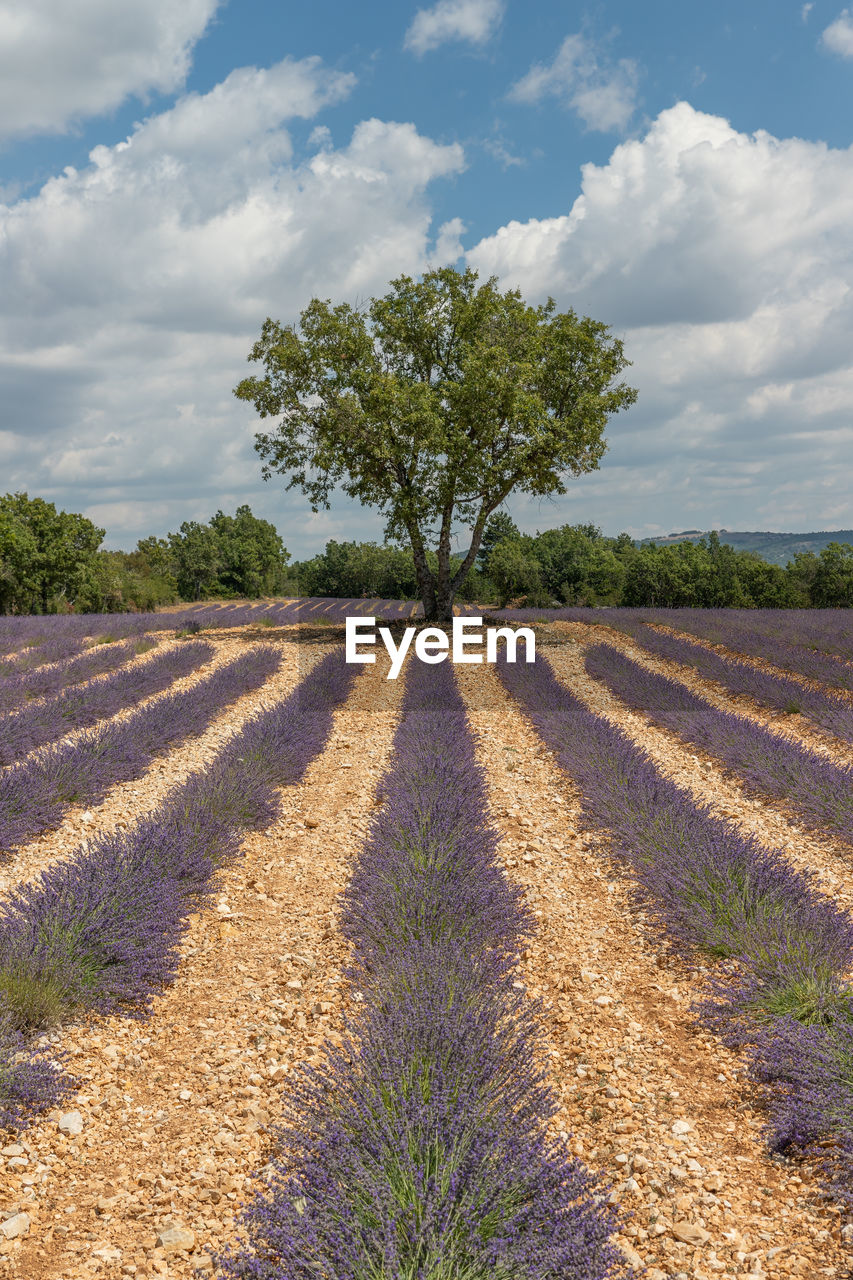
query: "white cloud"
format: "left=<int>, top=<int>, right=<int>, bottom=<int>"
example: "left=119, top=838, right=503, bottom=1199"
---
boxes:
left=430, top=217, right=466, bottom=263
left=821, top=8, right=853, bottom=55
left=802, top=2, right=815, bottom=20
left=0, top=57, right=466, bottom=550
left=467, top=102, right=853, bottom=536
left=0, top=0, right=220, bottom=139
left=404, top=0, right=504, bottom=56
left=507, top=32, right=640, bottom=133
left=483, top=136, right=525, bottom=168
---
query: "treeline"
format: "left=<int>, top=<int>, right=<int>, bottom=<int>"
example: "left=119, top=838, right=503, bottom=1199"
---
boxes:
left=3, top=491, right=853, bottom=613
left=472, top=515, right=853, bottom=608
left=292, top=516, right=853, bottom=609
left=0, top=494, right=293, bottom=613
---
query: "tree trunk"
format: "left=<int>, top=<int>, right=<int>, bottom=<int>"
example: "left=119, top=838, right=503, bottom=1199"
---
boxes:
left=407, top=527, right=439, bottom=621
left=431, top=505, right=455, bottom=622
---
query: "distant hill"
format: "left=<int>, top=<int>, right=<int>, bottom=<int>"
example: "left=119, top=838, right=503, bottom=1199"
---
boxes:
left=640, top=530, right=853, bottom=567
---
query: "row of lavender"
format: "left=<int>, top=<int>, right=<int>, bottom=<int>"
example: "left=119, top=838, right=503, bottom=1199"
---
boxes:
left=596, top=620, right=853, bottom=746
left=0, top=597, right=419, bottom=651
left=498, top=650, right=853, bottom=1206
left=224, top=657, right=625, bottom=1279
left=490, top=607, right=853, bottom=692
left=583, top=643, right=853, bottom=850
left=0, top=633, right=163, bottom=717
left=0, top=601, right=351, bottom=718
left=0, top=649, right=355, bottom=1129
left=0, top=634, right=91, bottom=677
left=0, top=636, right=213, bottom=766
left=0, top=642, right=281, bottom=851
left=614, top=609, right=853, bottom=694
left=635, top=607, right=853, bottom=665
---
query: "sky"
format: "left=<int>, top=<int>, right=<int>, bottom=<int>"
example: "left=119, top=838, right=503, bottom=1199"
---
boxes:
left=1, top=0, right=852, bottom=557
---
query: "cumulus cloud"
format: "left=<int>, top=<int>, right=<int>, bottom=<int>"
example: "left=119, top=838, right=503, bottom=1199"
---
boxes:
left=0, top=57, right=466, bottom=548
left=404, top=0, right=504, bottom=55
left=821, top=9, right=853, bottom=55
left=467, top=102, right=853, bottom=536
left=0, top=0, right=220, bottom=139
left=507, top=32, right=640, bottom=133
left=429, top=217, right=466, bottom=263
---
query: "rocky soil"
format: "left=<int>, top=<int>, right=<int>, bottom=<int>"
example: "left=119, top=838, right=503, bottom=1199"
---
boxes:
left=0, top=620, right=849, bottom=1279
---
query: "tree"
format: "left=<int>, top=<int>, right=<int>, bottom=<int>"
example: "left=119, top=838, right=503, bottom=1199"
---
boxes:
left=208, top=505, right=290, bottom=597
left=168, top=521, right=222, bottom=601
left=809, top=542, right=853, bottom=607
left=0, top=493, right=103, bottom=613
left=235, top=266, right=638, bottom=621
left=477, top=511, right=521, bottom=572
left=488, top=539, right=543, bottom=608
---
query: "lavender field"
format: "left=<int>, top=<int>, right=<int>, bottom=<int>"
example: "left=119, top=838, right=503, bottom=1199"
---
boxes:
left=0, top=602, right=851, bottom=1279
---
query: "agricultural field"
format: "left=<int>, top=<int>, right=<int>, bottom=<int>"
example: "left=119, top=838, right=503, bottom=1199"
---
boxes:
left=0, top=603, right=852, bottom=1279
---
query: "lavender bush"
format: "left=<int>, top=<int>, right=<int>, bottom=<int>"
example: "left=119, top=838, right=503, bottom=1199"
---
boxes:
left=223, top=658, right=625, bottom=1280
left=0, top=647, right=356, bottom=1126
left=615, top=609, right=853, bottom=692
left=584, top=642, right=853, bottom=849
left=487, top=606, right=853, bottom=692
left=0, top=634, right=159, bottom=717
left=0, top=643, right=276, bottom=852
left=0, top=635, right=86, bottom=679
left=611, top=623, right=853, bottom=745
left=0, top=638, right=209, bottom=765
left=748, top=1015, right=853, bottom=1208
left=0, top=1012, right=70, bottom=1130
left=497, top=648, right=853, bottom=1203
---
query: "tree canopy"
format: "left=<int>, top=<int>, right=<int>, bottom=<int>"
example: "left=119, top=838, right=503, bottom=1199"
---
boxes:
left=164, top=505, right=291, bottom=601
left=0, top=493, right=104, bottom=614
left=235, top=265, right=639, bottom=620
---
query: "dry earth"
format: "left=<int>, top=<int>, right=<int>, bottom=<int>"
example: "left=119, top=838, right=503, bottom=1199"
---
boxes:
left=0, top=633, right=313, bottom=898
left=0, top=621, right=851, bottom=1280
left=456, top=658, right=847, bottom=1279
left=0, top=645, right=401, bottom=1279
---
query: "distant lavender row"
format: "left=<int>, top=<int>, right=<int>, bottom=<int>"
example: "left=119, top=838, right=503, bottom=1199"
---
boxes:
left=649, top=607, right=853, bottom=664
left=488, top=606, right=853, bottom=692
left=0, top=635, right=87, bottom=679
left=614, top=623, right=853, bottom=746
left=0, top=634, right=159, bottom=717
left=0, top=647, right=356, bottom=1129
left=0, top=640, right=212, bottom=767
left=584, top=642, right=853, bottom=850
left=622, top=609, right=853, bottom=692
left=0, top=602, right=259, bottom=643
left=0, top=597, right=420, bottom=640
left=497, top=649, right=853, bottom=1206
left=223, top=658, right=623, bottom=1279
left=0, top=643, right=278, bottom=853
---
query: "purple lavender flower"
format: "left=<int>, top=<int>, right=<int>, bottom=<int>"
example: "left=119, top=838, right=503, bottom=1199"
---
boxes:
left=0, top=643, right=278, bottom=852
left=496, top=645, right=853, bottom=1204
left=223, top=657, right=625, bottom=1279
left=584, top=642, right=853, bottom=848
left=0, top=646, right=356, bottom=1128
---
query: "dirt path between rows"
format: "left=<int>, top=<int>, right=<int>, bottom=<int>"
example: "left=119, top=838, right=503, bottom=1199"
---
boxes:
left=1, top=651, right=402, bottom=1280
left=553, top=624, right=853, bottom=920
left=0, top=636, right=317, bottom=899
left=581, top=623, right=853, bottom=768
left=646, top=623, right=853, bottom=703
left=456, top=659, right=847, bottom=1279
